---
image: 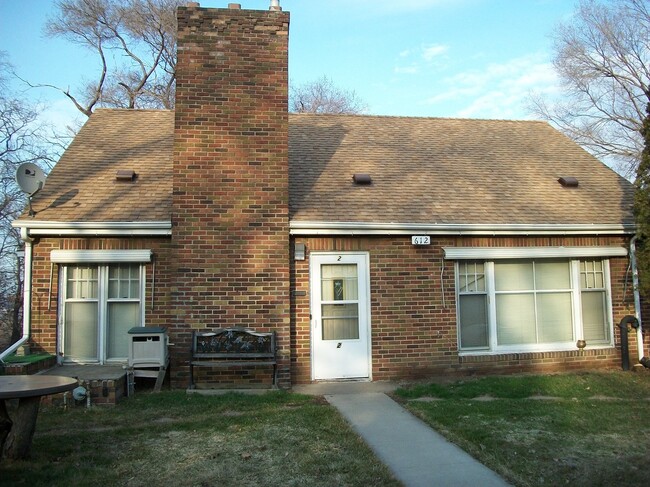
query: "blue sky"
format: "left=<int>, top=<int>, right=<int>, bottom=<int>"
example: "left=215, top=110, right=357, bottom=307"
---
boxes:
left=0, top=0, right=577, bottom=129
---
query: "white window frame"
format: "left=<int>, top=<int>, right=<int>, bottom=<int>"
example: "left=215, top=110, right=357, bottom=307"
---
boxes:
left=55, top=250, right=150, bottom=364
left=455, top=258, right=614, bottom=355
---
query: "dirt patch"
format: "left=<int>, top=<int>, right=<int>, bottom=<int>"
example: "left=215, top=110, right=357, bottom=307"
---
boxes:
left=528, top=395, right=562, bottom=401
left=221, top=410, right=245, bottom=417
left=589, top=395, right=623, bottom=401
left=310, top=396, right=330, bottom=406
left=410, top=396, right=443, bottom=402
left=472, top=394, right=497, bottom=402
left=153, top=417, right=179, bottom=423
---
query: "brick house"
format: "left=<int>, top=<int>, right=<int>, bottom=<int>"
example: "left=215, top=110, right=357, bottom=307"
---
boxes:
left=9, top=3, right=647, bottom=389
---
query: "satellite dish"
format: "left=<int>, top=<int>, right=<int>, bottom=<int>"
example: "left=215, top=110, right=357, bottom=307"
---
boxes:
left=16, top=163, right=47, bottom=216
left=16, top=163, right=46, bottom=195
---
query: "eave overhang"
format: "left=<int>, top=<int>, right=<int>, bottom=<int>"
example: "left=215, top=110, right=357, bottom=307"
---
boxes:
left=11, top=220, right=172, bottom=237
left=289, top=221, right=637, bottom=236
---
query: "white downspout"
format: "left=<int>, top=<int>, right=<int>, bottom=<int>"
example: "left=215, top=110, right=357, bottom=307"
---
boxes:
left=630, top=236, right=645, bottom=361
left=0, top=227, right=34, bottom=361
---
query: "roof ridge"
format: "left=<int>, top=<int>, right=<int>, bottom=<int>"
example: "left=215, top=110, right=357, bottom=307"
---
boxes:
left=287, top=112, right=548, bottom=124
left=93, top=108, right=174, bottom=113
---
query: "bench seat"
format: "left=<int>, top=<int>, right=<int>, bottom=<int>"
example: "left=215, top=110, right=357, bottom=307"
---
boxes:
left=189, top=328, right=277, bottom=388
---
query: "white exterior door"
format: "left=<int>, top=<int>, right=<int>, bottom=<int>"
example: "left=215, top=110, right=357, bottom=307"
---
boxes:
left=311, top=252, right=371, bottom=380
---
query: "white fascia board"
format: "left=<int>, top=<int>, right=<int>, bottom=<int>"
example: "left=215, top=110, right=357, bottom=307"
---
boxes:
left=12, top=221, right=172, bottom=236
left=443, top=246, right=628, bottom=260
left=51, top=249, right=153, bottom=263
left=289, top=221, right=636, bottom=236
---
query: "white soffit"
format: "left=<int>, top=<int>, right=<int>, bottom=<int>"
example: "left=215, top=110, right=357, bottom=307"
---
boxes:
left=443, top=246, right=628, bottom=260
left=12, top=221, right=172, bottom=236
left=51, top=249, right=153, bottom=263
left=289, top=221, right=636, bottom=236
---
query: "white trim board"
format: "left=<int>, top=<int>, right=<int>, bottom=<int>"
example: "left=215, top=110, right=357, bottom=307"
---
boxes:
left=51, top=249, right=153, bottom=263
left=443, top=246, right=628, bottom=260
left=289, top=221, right=635, bottom=236
left=12, top=221, right=172, bottom=236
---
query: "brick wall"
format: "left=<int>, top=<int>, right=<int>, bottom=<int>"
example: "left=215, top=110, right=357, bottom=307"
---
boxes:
left=291, top=235, right=642, bottom=383
left=172, top=5, right=291, bottom=388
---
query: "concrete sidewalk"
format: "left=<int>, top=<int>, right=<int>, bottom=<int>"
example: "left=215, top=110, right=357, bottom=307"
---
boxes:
left=294, top=383, right=510, bottom=487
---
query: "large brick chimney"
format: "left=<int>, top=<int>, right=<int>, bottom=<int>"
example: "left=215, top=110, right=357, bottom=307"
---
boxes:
left=172, top=3, right=290, bottom=387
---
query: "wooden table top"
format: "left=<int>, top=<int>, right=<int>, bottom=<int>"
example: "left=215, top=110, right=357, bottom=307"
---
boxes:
left=0, top=375, right=78, bottom=399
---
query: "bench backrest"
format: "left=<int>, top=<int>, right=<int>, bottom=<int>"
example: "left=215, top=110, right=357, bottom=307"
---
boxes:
left=192, top=328, right=276, bottom=359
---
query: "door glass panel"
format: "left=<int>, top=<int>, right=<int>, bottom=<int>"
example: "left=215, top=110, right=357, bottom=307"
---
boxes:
left=322, top=304, right=359, bottom=340
left=64, top=302, right=98, bottom=361
left=321, top=263, right=360, bottom=340
left=321, top=264, right=358, bottom=301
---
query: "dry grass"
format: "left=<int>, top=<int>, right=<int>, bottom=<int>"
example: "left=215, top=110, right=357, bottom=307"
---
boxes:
left=396, top=371, right=650, bottom=487
left=0, top=391, right=399, bottom=487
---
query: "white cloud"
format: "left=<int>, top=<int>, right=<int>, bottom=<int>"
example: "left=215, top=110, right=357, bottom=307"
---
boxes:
left=394, top=43, right=449, bottom=76
left=422, top=44, right=448, bottom=61
left=425, top=53, right=560, bottom=119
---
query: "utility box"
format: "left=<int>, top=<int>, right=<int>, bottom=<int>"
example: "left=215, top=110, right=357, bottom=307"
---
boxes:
left=128, top=327, right=168, bottom=368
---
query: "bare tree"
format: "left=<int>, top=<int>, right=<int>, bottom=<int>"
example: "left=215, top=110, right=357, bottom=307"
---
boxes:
left=31, top=0, right=183, bottom=117
left=531, top=0, right=650, bottom=178
left=290, top=76, right=368, bottom=115
left=0, top=54, right=59, bottom=351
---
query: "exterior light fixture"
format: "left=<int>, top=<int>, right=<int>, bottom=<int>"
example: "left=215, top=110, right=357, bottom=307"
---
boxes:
left=294, top=242, right=306, bottom=260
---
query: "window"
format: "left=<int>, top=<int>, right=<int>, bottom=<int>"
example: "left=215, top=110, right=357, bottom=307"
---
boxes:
left=457, top=258, right=613, bottom=353
left=580, top=260, right=610, bottom=343
left=61, top=264, right=145, bottom=363
left=458, top=261, right=488, bottom=348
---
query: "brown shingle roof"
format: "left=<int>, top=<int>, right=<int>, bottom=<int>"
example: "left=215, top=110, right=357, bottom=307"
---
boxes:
left=289, top=114, right=634, bottom=226
left=26, top=109, right=173, bottom=222
left=20, top=109, right=634, bottom=228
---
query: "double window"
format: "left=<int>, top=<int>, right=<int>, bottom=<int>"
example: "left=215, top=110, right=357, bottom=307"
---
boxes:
left=457, top=259, right=612, bottom=353
left=61, top=264, right=144, bottom=363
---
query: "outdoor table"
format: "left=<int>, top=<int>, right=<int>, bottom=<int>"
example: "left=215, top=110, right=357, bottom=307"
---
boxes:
left=0, top=375, right=77, bottom=461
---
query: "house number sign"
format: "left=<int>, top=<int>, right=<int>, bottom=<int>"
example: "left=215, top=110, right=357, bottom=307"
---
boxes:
left=411, top=236, right=431, bottom=246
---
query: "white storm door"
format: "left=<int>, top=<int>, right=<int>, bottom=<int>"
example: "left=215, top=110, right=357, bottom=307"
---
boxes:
left=311, top=252, right=371, bottom=380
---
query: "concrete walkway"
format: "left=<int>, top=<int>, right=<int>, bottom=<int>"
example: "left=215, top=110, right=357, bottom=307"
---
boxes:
left=293, top=383, right=510, bottom=487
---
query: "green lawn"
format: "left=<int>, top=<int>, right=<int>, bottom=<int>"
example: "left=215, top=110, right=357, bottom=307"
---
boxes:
left=395, top=371, right=650, bottom=487
left=0, top=391, right=399, bottom=487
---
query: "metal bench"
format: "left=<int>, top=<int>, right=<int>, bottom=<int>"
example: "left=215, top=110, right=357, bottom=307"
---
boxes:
left=189, top=328, right=277, bottom=388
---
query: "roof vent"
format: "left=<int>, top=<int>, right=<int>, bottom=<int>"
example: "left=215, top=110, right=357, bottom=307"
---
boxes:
left=353, top=174, right=372, bottom=185
left=558, top=176, right=579, bottom=188
left=116, top=170, right=137, bottom=182
left=270, top=0, right=282, bottom=10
